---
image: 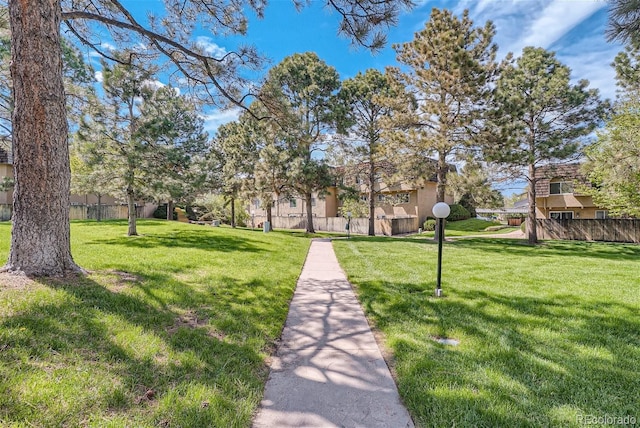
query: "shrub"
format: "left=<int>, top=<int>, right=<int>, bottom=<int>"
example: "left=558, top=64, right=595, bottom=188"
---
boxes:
left=153, top=204, right=177, bottom=220
left=423, top=219, right=437, bottom=231
left=447, top=204, right=471, bottom=221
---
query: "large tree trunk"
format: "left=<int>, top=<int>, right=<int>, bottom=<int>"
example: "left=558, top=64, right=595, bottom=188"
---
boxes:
left=368, top=161, right=375, bottom=236
left=527, top=165, right=538, bottom=245
left=4, top=0, right=82, bottom=276
left=127, top=187, right=137, bottom=236
left=305, top=192, right=315, bottom=233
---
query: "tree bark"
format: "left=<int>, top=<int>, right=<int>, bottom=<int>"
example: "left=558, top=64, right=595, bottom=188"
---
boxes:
left=434, top=154, right=448, bottom=242
left=127, top=186, right=137, bottom=236
left=97, top=193, right=102, bottom=222
left=266, top=204, right=273, bottom=231
left=305, top=192, right=315, bottom=233
left=166, top=200, right=174, bottom=221
left=230, top=197, right=236, bottom=228
left=527, top=164, right=538, bottom=244
left=368, top=161, right=375, bottom=236
left=4, top=0, right=82, bottom=276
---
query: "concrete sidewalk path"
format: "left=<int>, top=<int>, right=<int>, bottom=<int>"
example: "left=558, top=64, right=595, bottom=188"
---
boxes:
left=253, top=239, right=414, bottom=428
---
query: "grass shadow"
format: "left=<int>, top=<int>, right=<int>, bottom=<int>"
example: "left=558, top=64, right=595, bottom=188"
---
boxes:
left=0, top=274, right=276, bottom=426
left=351, top=278, right=639, bottom=427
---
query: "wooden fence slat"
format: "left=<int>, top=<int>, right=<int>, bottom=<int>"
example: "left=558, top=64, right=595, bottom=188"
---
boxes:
left=1, top=204, right=138, bottom=222
left=252, top=215, right=418, bottom=236
left=535, top=219, right=640, bottom=243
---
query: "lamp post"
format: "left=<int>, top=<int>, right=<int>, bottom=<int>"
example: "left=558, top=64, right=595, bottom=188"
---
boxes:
left=251, top=210, right=255, bottom=229
left=346, top=211, right=352, bottom=239
left=432, top=202, right=450, bottom=297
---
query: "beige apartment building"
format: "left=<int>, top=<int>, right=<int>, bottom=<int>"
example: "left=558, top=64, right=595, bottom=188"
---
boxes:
left=250, top=165, right=454, bottom=226
left=534, top=163, right=608, bottom=220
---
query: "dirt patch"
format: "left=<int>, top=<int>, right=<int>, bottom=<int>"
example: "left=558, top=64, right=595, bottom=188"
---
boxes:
left=166, top=310, right=225, bottom=340
left=96, top=270, right=142, bottom=293
left=0, top=271, right=39, bottom=291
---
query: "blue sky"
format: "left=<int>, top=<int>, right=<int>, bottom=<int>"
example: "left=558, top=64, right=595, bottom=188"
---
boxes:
left=192, top=0, right=619, bottom=133
left=98, top=1, right=620, bottom=196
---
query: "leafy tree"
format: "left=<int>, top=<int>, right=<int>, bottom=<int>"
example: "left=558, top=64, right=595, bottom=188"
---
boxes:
left=581, top=97, right=640, bottom=217
left=335, top=68, right=399, bottom=235
left=582, top=39, right=640, bottom=217
left=138, top=85, right=209, bottom=220
left=448, top=159, right=504, bottom=215
left=194, top=193, right=249, bottom=226
left=249, top=115, right=291, bottom=231
left=607, top=0, right=640, bottom=43
left=261, top=52, right=340, bottom=233
left=70, top=147, right=113, bottom=222
left=386, top=8, right=498, bottom=203
left=486, top=47, right=606, bottom=244
left=7, top=0, right=410, bottom=276
left=211, top=118, right=259, bottom=228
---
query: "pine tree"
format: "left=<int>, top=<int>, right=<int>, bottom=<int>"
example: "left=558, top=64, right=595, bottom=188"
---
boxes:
left=387, top=8, right=498, bottom=203
left=261, top=52, right=340, bottom=233
left=75, top=54, right=206, bottom=235
left=335, top=69, right=399, bottom=235
left=7, top=0, right=411, bottom=276
left=486, top=47, right=606, bottom=244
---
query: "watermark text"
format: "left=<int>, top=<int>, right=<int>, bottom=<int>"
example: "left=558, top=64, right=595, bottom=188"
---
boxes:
left=577, top=414, right=636, bottom=426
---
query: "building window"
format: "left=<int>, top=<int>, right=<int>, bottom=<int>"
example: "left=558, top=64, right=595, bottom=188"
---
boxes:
left=549, top=179, right=573, bottom=195
left=374, top=172, right=383, bottom=183
left=355, top=176, right=362, bottom=184
left=311, top=198, right=316, bottom=207
left=360, top=195, right=368, bottom=202
left=271, top=200, right=276, bottom=208
left=377, top=194, right=386, bottom=203
left=550, top=211, right=573, bottom=220
left=397, top=193, right=410, bottom=204
left=253, top=199, right=260, bottom=209
left=595, top=210, right=608, bottom=219
left=289, top=199, right=297, bottom=208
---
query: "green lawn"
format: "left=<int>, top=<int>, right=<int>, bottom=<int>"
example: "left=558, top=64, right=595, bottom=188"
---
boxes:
left=0, top=220, right=311, bottom=427
left=333, top=237, right=640, bottom=427
left=420, top=218, right=519, bottom=238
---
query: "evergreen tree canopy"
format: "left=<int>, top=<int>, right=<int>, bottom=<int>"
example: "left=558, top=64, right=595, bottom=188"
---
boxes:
left=486, top=47, right=606, bottom=243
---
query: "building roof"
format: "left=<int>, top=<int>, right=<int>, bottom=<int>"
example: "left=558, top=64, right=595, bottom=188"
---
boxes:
left=476, top=207, right=528, bottom=214
left=534, top=163, right=588, bottom=197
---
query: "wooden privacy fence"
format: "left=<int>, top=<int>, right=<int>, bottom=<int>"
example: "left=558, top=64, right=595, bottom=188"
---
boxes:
left=0, top=204, right=143, bottom=221
left=70, top=204, right=145, bottom=220
left=0, top=204, right=10, bottom=221
left=253, top=215, right=419, bottom=236
left=535, top=219, right=640, bottom=243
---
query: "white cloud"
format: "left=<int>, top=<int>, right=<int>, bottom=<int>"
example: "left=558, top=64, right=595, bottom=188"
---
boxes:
left=95, top=71, right=103, bottom=82
left=201, top=107, right=242, bottom=134
left=142, top=79, right=165, bottom=90
left=513, top=1, right=605, bottom=53
left=195, top=36, right=227, bottom=59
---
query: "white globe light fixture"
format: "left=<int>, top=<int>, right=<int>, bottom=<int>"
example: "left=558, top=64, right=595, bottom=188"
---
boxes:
left=432, top=202, right=450, bottom=297
left=432, top=202, right=451, bottom=219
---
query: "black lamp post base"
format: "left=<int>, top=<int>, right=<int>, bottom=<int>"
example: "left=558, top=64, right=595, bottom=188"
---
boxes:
left=434, top=288, right=443, bottom=297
